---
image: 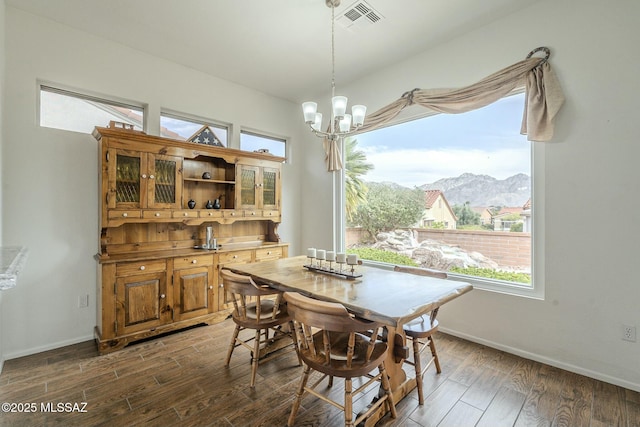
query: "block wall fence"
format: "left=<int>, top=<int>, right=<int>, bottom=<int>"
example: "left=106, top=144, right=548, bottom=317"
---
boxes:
left=346, top=228, right=531, bottom=271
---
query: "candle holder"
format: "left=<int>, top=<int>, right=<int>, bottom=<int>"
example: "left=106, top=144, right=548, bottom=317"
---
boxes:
left=303, top=251, right=362, bottom=280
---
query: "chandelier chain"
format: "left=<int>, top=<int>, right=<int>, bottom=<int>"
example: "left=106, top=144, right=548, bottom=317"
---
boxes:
left=331, top=2, right=336, bottom=99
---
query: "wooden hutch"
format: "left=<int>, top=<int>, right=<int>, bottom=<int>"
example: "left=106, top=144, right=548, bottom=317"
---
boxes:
left=93, top=123, right=288, bottom=354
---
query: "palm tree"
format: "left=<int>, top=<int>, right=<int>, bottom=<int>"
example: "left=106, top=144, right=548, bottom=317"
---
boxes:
left=344, top=137, right=373, bottom=222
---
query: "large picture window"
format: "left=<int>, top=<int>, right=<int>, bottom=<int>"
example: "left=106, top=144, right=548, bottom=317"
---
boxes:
left=344, top=92, right=534, bottom=291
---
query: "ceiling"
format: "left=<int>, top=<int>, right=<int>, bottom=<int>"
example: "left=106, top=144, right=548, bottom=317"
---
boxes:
left=7, top=0, right=540, bottom=103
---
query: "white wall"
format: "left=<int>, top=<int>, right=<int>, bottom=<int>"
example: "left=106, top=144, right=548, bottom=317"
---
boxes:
left=1, top=7, right=304, bottom=358
left=0, top=0, right=6, bottom=372
left=302, top=0, right=640, bottom=391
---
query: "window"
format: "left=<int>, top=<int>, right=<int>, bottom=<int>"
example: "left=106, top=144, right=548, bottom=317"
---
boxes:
left=160, top=112, right=228, bottom=145
left=344, top=92, right=536, bottom=294
left=39, top=85, right=144, bottom=134
left=240, top=130, right=286, bottom=158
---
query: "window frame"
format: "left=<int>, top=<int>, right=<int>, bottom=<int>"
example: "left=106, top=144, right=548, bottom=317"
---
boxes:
left=160, top=109, right=230, bottom=146
left=38, top=81, right=147, bottom=133
left=338, top=90, right=545, bottom=299
left=240, top=128, right=289, bottom=161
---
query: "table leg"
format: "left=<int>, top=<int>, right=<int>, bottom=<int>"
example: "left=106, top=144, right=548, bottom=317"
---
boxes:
left=361, top=326, right=417, bottom=426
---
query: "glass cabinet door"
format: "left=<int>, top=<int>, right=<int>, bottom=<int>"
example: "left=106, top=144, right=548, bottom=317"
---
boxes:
left=110, top=150, right=144, bottom=209
left=239, top=165, right=259, bottom=209
left=262, top=167, right=279, bottom=210
left=148, top=154, right=182, bottom=209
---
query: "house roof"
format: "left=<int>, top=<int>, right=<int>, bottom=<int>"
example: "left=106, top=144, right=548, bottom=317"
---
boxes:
left=424, top=190, right=458, bottom=221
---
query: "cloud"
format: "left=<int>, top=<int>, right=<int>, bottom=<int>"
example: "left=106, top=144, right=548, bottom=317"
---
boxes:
left=360, top=147, right=530, bottom=187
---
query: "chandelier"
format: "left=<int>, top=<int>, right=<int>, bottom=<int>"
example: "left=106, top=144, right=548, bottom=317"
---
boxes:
left=302, top=0, right=367, bottom=141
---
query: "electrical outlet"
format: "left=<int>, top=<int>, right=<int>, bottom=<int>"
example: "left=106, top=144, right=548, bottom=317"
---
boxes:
left=622, top=324, right=636, bottom=342
left=78, top=294, right=89, bottom=308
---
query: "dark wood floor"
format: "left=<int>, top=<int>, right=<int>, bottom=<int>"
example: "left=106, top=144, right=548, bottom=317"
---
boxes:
left=1, top=318, right=639, bottom=427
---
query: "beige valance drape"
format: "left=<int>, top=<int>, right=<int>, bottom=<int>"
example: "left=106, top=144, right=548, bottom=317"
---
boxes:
left=324, top=52, right=565, bottom=172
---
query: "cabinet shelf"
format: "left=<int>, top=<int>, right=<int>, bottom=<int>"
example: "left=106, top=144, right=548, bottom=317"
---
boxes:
left=184, top=178, right=235, bottom=185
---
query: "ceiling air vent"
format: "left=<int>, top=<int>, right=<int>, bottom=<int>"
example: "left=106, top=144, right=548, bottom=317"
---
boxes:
left=336, top=1, right=384, bottom=29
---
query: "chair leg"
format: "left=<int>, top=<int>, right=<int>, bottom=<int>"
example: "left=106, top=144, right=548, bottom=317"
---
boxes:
left=412, top=337, right=425, bottom=405
left=379, top=363, right=397, bottom=419
left=225, top=324, right=241, bottom=366
left=344, top=378, right=353, bottom=427
left=250, top=329, right=262, bottom=388
left=429, top=336, right=442, bottom=374
left=289, top=321, right=302, bottom=366
left=288, top=365, right=311, bottom=427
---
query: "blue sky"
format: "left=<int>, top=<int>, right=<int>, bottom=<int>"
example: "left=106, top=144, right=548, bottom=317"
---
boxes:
left=354, top=92, right=531, bottom=188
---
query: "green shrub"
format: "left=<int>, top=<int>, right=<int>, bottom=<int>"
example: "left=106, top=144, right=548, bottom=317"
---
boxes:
left=347, top=248, right=418, bottom=266
left=449, top=266, right=530, bottom=284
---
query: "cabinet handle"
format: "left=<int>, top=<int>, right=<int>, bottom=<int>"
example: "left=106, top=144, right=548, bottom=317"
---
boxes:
left=160, top=294, right=165, bottom=299
left=184, top=212, right=188, bottom=217
left=209, top=285, right=213, bottom=290
left=208, top=212, right=213, bottom=216
left=122, top=212, right=128, bottom=217
left=142, top=174, right=147, bottom=179
left=139, top=265, right=145, bottom=270
left=192, top=259, right=197, bottom=264
left=251, top=212, right=255, bottom=216
left=149, top=174, right=155, bottom=179
left=233, top=255, right=237, bottom=259
left=155, top=212, right=160, bottom=217
left=219, top=284, right=224, bottom=288
left=230, top=212, right=235, bottom=216
left=267, top=251, right=272, bottom=255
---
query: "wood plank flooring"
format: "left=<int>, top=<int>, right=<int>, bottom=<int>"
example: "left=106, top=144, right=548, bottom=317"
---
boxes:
left=1, top=318, right=639, bottom=426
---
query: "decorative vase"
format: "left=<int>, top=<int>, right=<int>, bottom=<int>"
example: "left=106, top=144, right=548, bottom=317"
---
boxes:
left=188, top=199, right=196, bottom=209
left=213, top=198, right=221, bottom=209
left=205, top=200, right=214, bottom=209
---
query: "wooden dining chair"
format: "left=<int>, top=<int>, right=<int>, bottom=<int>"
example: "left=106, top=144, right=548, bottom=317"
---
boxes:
left=393, top=265, right=447, bottom=405
left=220, top=269, right=300, bottom=388
left=284, top=291, right=397, bottom=427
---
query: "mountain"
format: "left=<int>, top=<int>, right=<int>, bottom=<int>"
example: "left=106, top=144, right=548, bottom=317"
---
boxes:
left=421, top=173, right=530, bottom=207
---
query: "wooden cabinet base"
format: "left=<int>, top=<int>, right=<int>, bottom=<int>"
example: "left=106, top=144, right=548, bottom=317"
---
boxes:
left=94, top=309, right=231, bottom=354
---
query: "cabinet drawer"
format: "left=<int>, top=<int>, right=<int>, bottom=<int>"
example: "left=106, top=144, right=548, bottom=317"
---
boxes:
left=262, top=210, right=279, bottom=219
left=219, top=250, right=253, bottom=265
left=173, top=210, right=198, bottom=219
left=255, top=247, right=283, bottom=261
left=199, top=210, right=223, bottom=219
left=244, top=210, right=261, bottom=218
left=174, top=254, right=214, bottom=270
left=108, top=210, right=142, bottom=219
left=143, top=210, right=172, bottom=219
left=116, top=260, right=166, bottom=276
left=223, top=210, right=243, bottom=219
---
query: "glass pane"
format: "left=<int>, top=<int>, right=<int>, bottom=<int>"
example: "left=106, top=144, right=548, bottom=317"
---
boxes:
left=241, top=168, right=256, bottom=205
left=40, top=87, right=143, bottom=134
left=263, top=170, right=276, bottom=206
left=116, top=155, right=140, bottom=203
left=154, top=159, right=176, bottom=204
left=240, top=132, right=286, bottom=157
left=160, top=114, right=228, bottom=145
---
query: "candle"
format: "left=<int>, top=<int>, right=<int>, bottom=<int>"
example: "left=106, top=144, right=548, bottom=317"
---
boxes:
left=347, top=254, right=358, bottom=265
left=316, top=249, right=326, bottom=260
left=326, top=251, right=336, bottom=262
left=307, top=248, right=316, bottom=258
left=336, top=253, right=347, bottom=263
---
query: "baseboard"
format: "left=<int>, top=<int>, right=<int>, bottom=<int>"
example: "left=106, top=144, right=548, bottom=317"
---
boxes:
left=3, top=334, right=95, bottom=361
left=439, top=327, right=640, bottom=393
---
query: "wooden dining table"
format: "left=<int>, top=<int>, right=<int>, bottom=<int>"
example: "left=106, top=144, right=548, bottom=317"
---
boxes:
left=227, top=255, right=473, bottom=426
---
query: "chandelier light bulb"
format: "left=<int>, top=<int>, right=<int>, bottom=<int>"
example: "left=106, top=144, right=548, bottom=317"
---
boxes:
left=351, top=105, right=367, bottom=127
left=302, top=102, right=318, bottom=123
left=339, top=114, right=352, bottom=132
left=311, top=113, right=323, bottom=131
left=332, top=96, right=348, bottom=119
